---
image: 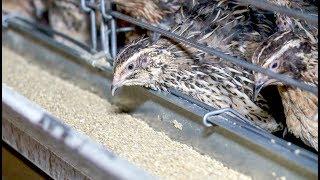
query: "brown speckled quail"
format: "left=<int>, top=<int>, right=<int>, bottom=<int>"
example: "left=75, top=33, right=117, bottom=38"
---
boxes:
left=253, top=0, right=318, bottom=151
left=111, top=1, right=283, bottom=132
left=253, top=30, right=318, bottom=151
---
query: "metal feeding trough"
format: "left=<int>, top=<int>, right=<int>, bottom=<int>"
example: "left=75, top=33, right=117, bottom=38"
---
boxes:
left=2, top=0, right=318, bottom=179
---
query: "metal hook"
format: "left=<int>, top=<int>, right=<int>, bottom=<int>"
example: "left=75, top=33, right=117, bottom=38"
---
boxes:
left=203, top=108, right=250, bottom=127
left=100, top=0, right=112, bottom=20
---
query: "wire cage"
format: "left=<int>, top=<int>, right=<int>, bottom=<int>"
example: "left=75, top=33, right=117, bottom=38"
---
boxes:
left=77, top=0, right=319, bottom=149
left=83, top=0, right=318, bottom=95
left=2, top=0, right=318, bottom=177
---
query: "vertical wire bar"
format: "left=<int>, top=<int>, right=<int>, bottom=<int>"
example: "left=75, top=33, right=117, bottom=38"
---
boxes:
left=100, top=18, right=112, bottom=60
left=90, top=0, right=97, bottom=52
left=110, top=19, right=117, bottom=59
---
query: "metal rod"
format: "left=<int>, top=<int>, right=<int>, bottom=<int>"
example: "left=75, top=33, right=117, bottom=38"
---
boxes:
left=100, top=0, right=112, bottom=20
left=81, top=0, right=97, bottom=52
left=203, top=108, right=264, bottom=130
left=81, top=0, right=91, bottom=12
left=109, top=11, right=318, bottom=96
left=100, top=20, right=112, bottom=59
left=110, top=19, right=117, bottom=58
left=90, top=7, right=97, bottom=51
left=237, top=0, right=318, bottom=25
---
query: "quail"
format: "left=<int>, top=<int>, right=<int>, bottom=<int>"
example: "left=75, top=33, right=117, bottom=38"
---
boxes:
left=253, top=30, right=318, bottom=151
left=111, top=1, right=283, bottom=132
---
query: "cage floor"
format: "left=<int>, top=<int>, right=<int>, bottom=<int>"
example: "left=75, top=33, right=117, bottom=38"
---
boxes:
left=2, top=46, right=254, bottom=179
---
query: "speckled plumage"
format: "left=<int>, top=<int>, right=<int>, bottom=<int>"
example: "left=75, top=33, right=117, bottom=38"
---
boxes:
left=112, top=1, right=283, bottom=132
left=268, top=0, right=318, bottom=43
left=253, top=30, right=318, bottom=151
left=159, top=0, right=278, bottom=59
left=113, top=0, right=182, bottom=24
left=2, top=0, right=47, bottom=22
left=116, top=0, right=278, bottom=59
left=47, top=0, right=92, bottom=45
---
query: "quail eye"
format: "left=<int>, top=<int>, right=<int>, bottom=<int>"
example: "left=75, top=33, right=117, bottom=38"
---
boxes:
left=271, top=62, right=278, bottom=69
left=127, top=64, right=134, bottom=70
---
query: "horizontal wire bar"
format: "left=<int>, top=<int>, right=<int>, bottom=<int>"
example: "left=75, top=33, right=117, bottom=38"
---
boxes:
left=237, top=0, right=318, bottom=25
left=109, top=11, right=318, bottom=95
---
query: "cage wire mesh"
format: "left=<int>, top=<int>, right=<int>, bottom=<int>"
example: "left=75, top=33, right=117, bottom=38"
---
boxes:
left=79, top=0, right=318, bottom=97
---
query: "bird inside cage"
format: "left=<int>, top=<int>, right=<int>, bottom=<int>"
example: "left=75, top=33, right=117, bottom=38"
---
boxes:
left=253, top=30, right=318, bottom=151
left=111, top=0, right=286, bottom=133
left=252, top=0, right=318, bottom=151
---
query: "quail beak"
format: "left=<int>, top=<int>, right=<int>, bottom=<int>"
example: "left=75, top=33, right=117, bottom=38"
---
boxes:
left=111, top=85, right=117, bottom=96
left=111, top=79, right=123, bottom=96
left=253, top=83, right=264, bottom=101
left=253, top=76, right=270, bottom=101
